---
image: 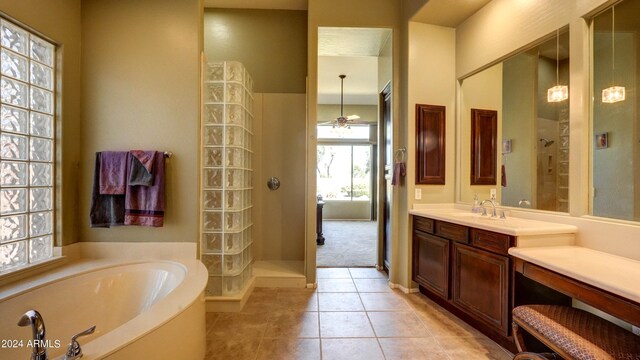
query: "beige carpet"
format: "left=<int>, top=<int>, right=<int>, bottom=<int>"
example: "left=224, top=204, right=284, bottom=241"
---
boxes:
left=317, top=220, right=377, bottom=267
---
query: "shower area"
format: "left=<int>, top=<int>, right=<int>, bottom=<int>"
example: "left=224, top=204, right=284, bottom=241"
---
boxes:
left=200, top=61, right=254, bottom=297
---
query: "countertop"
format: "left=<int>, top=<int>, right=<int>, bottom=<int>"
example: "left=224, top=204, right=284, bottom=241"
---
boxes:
left=509, top=246, right=640, bottom=303
left=410, top=207, right=577, bottom=236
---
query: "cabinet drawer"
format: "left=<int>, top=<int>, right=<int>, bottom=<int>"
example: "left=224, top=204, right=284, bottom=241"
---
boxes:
left=414, top=217, right=434, bottom=234
left=435, top=221, right=469, bottom=243
left=471, top=229, right=512, bottom=255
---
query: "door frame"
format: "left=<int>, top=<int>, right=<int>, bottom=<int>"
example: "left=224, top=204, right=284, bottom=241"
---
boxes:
left=379, top=81, right=392, bottom=272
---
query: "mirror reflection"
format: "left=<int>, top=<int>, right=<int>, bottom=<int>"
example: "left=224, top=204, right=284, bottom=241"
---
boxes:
left=592, top=0, right=640, bottom=222
left=459, top=28, right=570, bottom=212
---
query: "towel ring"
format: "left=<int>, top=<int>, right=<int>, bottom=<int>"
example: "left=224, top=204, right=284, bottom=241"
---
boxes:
left=394, top=147, right=406, bottom=163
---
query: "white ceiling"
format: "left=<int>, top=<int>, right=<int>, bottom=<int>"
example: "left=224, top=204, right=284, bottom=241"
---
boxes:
left=317, top=27, right=391, bottom=105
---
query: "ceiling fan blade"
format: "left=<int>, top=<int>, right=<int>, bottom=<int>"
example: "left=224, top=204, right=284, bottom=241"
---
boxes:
left=346, top=115, right=360, bottom=120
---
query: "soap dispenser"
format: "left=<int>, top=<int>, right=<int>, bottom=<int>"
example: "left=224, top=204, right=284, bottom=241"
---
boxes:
left=471, top=193, right=481, bottom=213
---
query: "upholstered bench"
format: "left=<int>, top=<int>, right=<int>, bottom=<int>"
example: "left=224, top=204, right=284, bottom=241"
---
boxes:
left=512, top=305, right=640, bottom=360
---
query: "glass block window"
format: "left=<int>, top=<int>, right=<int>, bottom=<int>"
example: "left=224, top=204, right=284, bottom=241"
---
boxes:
left=0, top=18, right=55, bottom=272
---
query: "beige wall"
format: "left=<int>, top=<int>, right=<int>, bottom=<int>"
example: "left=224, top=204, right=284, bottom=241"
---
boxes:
left=253, top=93, right=306, bottom=261
left=456, top=0, right=608, bottom=78
left=322, top=201, right=371, bottom=220
left=408, top=22, right=457, bottom=206
left=308, top=0, right=401, bottom=284
left=203, top=9, right=307, bottom=93
left=80, top=0, right=202, bottom=243
left=1, top=0, right=82, bottom=246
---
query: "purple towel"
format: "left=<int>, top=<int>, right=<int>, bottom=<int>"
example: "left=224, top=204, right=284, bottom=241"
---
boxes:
left=99, top=151, right=128, bottom=194
left=125, top=151, right=165, bottom=227
left=391, top=162, right=406, bottom=185
left=90, top=152, right=126, bottom=227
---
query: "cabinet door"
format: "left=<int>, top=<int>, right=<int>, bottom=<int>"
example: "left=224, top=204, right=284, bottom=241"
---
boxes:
left=452, top=242, right=510, bottom=335
left=413, top=231, right=449, bottom=299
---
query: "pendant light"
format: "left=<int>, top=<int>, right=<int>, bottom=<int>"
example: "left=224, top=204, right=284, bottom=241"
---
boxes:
left=547, top=29, right=568, bottom=102
left=602, top=4, right=626, bottom=103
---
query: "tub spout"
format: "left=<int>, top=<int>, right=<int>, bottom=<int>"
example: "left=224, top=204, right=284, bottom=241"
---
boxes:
left=17, top=310, right=47, bottom=360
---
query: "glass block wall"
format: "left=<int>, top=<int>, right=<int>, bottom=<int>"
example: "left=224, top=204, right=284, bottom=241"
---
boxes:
left=0, top=19, right=55, bottom=272
left=201, top=61, right=254, bottom=296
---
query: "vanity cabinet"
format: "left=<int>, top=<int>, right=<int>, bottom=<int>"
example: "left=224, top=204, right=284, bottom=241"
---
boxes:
left=412, top=215, right=516, bottom=349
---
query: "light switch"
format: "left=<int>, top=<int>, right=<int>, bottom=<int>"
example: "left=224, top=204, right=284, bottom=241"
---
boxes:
left=415, top=188, right=422, bottom=200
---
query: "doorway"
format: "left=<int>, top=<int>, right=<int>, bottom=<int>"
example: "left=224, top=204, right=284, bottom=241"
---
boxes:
left=315, top=27, right=392, bottom=268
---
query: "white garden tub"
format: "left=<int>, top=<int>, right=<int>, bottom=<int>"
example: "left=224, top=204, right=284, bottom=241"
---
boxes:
left=0, top=258, right=207, bottom=360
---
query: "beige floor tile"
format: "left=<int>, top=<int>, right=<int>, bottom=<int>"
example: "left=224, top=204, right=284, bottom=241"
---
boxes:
left=205, top=335, right=261, bottom=360
left=368, top=311, right=431, bottom=338
left=264, top=311, right=320, bottom=338
left=317, top=267, right=351, bottom=279
left=319, top=312, right=375, bottom=337
left=353, top=278, right=392, bottom=292
left=276, top=289, right=319, bottom=311
left=318, top=278, right=357, bottom=292
left=256, top=338, right=321, bottom=360
left=206, top=312, right=220, bottom=336
left=349, top=267, right=388, bottom=279
left=359, top=292, right=412, bottom=311
left=321, top=338, right=385, bottom=360
left=318, top=292, right=364, bottom=311
left=378, top=338, right=450, bottom=359
left=209, top=312, right=270, bottom=338
left=438, top=336, right=513, bottom=359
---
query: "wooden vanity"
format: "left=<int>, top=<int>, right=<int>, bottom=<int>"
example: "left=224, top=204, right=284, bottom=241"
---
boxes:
left=410, top=207, right=578, bottom=352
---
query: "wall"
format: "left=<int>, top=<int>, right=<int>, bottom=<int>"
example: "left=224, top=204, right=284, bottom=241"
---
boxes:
left=1, top=0, right=82, bottom=246
left=408, top=22, right=457, bottom=206
left=502, top=53, right=536, bottom=208
left=459, top=63, right=503, bottom=203
left=255, top=93, right=306, bottom=261
left=322, top=201, right=370, bottom=220
left=203, top=9, right=307, bottom=93
left=307, top=0, right=400, bottom=285
left=456, top=0, right=608, bottom=78
left=80, top=0, right=202, bottom=243
left=204, top=9, right=307, bottom=262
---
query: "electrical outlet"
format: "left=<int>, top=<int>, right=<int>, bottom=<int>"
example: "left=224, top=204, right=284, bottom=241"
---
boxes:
left=415, top=188, right=422, bottom=200
left=490, top=188, right=497, bottom=200
left=633, top=325, right=640, bottom=336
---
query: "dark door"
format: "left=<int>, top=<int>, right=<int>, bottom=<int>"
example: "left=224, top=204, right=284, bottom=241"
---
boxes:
left=381, top=83, right=392, bottom=272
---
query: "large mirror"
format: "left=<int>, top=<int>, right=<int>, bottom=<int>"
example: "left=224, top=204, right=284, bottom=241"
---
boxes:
left=459, top=28, right=570, bottom=212
left=591, top=0, right=640, bottom=222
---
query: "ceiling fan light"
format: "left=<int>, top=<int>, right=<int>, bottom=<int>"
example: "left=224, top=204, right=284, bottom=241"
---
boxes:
left=602, top=86, right=625, bottom=103
left=547, top=85, right=568, bottom=102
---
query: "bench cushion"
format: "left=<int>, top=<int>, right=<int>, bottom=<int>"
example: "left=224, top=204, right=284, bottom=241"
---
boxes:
left=513, top=305, right=640, bottom=360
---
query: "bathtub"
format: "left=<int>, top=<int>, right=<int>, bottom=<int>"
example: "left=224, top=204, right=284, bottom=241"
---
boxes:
left=0, top=258, right=207, bottom=360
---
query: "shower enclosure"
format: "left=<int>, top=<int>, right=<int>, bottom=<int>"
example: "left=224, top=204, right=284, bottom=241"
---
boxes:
left=200, top=61, right=254, bottom=296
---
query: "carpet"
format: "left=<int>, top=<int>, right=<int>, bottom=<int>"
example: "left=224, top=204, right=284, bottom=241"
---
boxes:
left=317, top=220, right=377, bottom=267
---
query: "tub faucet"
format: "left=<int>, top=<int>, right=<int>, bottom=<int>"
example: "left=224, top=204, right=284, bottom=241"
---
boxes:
left=63, top=325, right=96, bottom=360
left=17, top=310, right=47, bottom=360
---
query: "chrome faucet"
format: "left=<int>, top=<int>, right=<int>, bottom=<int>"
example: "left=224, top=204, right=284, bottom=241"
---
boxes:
left=480, top=199, right=498, bottom=218
left=17, top=310, right=48, bottom=360
left=63, top=325, right=96, bottom=360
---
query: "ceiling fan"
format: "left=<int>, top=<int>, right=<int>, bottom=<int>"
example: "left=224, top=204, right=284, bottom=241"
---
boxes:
left=321, top=74, right=362, bottom=128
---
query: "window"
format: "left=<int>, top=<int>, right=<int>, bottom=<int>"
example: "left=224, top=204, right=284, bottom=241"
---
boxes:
left=0, top=18, right=55, bottom=272
left=317, top=145, right=371, bottom=201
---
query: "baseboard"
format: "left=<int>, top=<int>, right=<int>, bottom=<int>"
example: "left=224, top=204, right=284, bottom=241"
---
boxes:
left=388, top=281, right=419, bottom=294
left=205, top=276, right=255, bottom=312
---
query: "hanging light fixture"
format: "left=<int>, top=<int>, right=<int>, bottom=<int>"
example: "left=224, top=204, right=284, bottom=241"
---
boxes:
left=547, top=29, right=569, bottom=102
left=602, top=5, right=625, bottom=103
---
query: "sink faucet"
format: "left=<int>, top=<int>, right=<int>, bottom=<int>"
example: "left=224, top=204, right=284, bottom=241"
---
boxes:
left=479, top=199, right=498, bottom=218
left=17, top=310, right=48, bottom=360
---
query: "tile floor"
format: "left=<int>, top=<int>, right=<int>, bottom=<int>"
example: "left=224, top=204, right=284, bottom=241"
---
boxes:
left=206, top=267, right=513, bottom=360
